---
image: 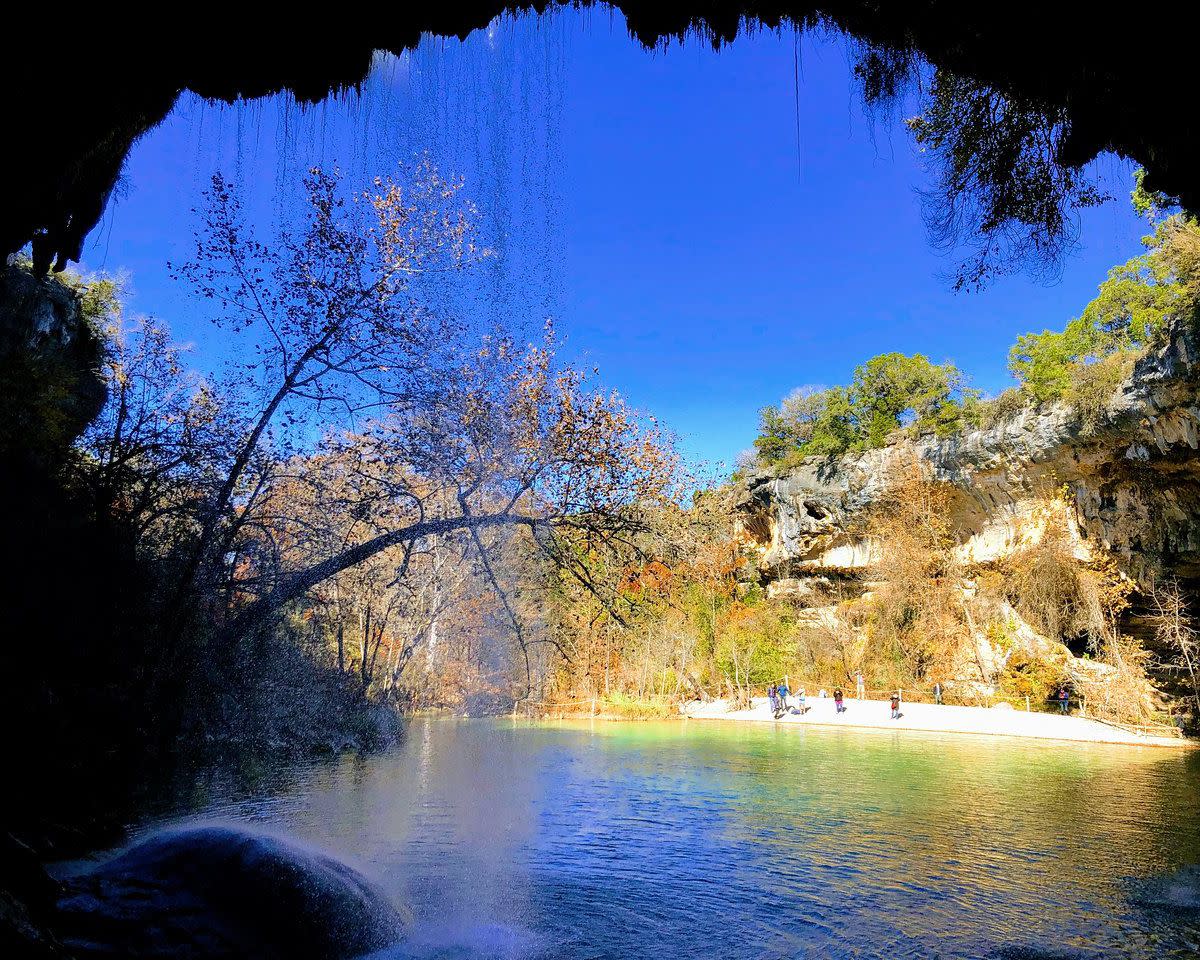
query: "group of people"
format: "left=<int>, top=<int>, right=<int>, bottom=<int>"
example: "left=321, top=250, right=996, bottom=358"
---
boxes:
left=765, top=681, right=855, bottom=717
left=765, top=679, right=1076, bottom=718
left=764, top=676, right=947, bottom=721
left=767, top=681, right=797, bottom=718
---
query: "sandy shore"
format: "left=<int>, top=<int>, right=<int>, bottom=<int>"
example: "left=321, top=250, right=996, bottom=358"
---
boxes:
left=682, top=695, right=1191, bottom=748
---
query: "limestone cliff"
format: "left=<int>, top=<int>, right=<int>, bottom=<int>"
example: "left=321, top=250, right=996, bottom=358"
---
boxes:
left=736, top=325, right=1200, bottom=596
left=734, top=326, right=1200, bottom=713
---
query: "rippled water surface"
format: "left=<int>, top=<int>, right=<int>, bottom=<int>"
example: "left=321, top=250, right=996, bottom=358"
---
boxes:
left=129, top=720, right=1200, bottom=959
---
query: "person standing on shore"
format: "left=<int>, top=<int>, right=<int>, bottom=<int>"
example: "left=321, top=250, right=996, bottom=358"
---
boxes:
left=778, top=680, right=790, bottom=713
left=1058, top=686, right=1070, bottom=714
left=834, top=688, right=846, bottom=713
left=890, top=692, right=901, bottom=719
left=855, top=671, right=865, bottom=701
left=933, top=681, right=943, bottom=705
left=768, top=684, right=778, bottom=714
left=797, top=687, right=807, bottom=715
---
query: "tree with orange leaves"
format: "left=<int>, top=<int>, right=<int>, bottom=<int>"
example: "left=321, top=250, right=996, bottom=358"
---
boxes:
left=81, top=162, right=680, bottom=710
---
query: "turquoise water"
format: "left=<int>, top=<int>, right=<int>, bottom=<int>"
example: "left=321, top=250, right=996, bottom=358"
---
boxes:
left=125, top=719, right=1200, bottom=959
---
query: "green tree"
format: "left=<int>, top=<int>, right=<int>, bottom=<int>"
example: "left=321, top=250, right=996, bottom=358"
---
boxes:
left=1008, top=328, right=1077, bottom=403
left=752, top=404, right=792, bottom=465
left=753, top=355, right=973, bottom=466
left=1009, top=206, right=1196, bottom=402
left=753, top=386, right=857, bottom=465
left=786, top=386, right=857, bottom=456
left=849, top=353, right=971, bottom=448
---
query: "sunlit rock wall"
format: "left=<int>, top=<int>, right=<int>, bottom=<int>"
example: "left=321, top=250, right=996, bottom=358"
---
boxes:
left=736, top=324, right=1200, bottom=595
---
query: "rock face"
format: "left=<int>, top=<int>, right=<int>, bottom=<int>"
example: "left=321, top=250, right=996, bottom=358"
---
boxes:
left=0, top=264, right=106, bottom=469
left=55, top=826, right=407, bottom=959
left=1, top=832, right=66, bottom=959
left=736, top=326, right=1200, bottom=595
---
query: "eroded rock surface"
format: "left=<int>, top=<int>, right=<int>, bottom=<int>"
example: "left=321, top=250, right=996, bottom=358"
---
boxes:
left=0, top=264, right=106, bottom=469
left=736, top=326, right=1200, bottom=593
left=56, top=825, right=407, bottom=959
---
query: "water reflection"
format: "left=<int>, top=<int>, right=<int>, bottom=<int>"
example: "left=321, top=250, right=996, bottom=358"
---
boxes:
left=119, top=719, right=1200, bottom=959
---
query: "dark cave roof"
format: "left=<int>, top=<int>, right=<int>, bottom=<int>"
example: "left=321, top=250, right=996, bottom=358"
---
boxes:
left=3, top=2, right=1196, bottom=272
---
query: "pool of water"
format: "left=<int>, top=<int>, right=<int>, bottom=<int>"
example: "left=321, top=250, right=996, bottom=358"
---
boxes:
left=108, top=719, right=1200, bottom=959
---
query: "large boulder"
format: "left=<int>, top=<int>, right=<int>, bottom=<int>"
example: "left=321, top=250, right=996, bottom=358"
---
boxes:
left=56, top=825, right=407, bottom=959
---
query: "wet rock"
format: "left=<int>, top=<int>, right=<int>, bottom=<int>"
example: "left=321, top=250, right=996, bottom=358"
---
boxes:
left=56, top=825, right=406, bottom=959
left=1130, top=863, right=1200, bottom=913
left=0, top=264, right=106, bottom=464
left=1, top=833, right=67, bottom=959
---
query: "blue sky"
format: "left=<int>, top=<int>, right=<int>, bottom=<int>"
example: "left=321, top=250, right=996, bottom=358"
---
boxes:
left=80, top=11, right=1147, bottom=470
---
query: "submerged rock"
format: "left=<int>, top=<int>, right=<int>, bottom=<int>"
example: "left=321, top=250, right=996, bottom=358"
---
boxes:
left=1130, top=863, right=1200, bottom=913
left=56, top=825, right=406, bottom=959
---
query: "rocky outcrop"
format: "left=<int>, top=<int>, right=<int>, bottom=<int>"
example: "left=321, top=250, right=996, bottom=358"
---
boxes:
left=55, top=826, right=408, bottom=959
left=736, top=326, right=1200, bottom=593
left=0, top=264, right=106, bottom=470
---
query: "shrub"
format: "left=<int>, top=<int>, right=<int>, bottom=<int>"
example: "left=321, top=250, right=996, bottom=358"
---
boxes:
left=998, top=648, right=1068, bottom=708
left=1066, top=351, right=1136, bottom=436
left=979, top=387, right=1029, bottom=427
left=1001, top=495, right=1132, bottom=655
left=597, top=691, right=675, bottom=720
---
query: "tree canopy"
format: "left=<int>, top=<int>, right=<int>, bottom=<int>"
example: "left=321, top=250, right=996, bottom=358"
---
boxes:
left=1009, top=199, right=1199, bottom=403
left=753, top=353, right=975, bottom=466
left=10, top=161, right=683, bottom=773
left=753, top=172, right=1200, bottom=470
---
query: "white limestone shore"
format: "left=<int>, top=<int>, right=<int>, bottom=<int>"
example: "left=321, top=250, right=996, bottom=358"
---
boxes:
left=682, top=695, right=1191, bottom=748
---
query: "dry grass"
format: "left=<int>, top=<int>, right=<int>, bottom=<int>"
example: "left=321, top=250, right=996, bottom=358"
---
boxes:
left=860, top=476, right=1160, bottom=724
left=979, top=387, right=1028, bottom=427
left=999, top=495, right=1132, bottom=655
left=863, top=456, right=970, bottom=683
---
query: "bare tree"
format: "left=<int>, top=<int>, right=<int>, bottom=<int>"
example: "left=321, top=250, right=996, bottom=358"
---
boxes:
left=1149, top=576, right=1200, bottom=716
left=76, top=163, right=680, bottom=717
left=159, top=160, right=484, bottom=645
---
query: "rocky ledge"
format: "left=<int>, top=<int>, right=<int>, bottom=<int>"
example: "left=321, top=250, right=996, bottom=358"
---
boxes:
left=736, top=325, right=1200, bottom=594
